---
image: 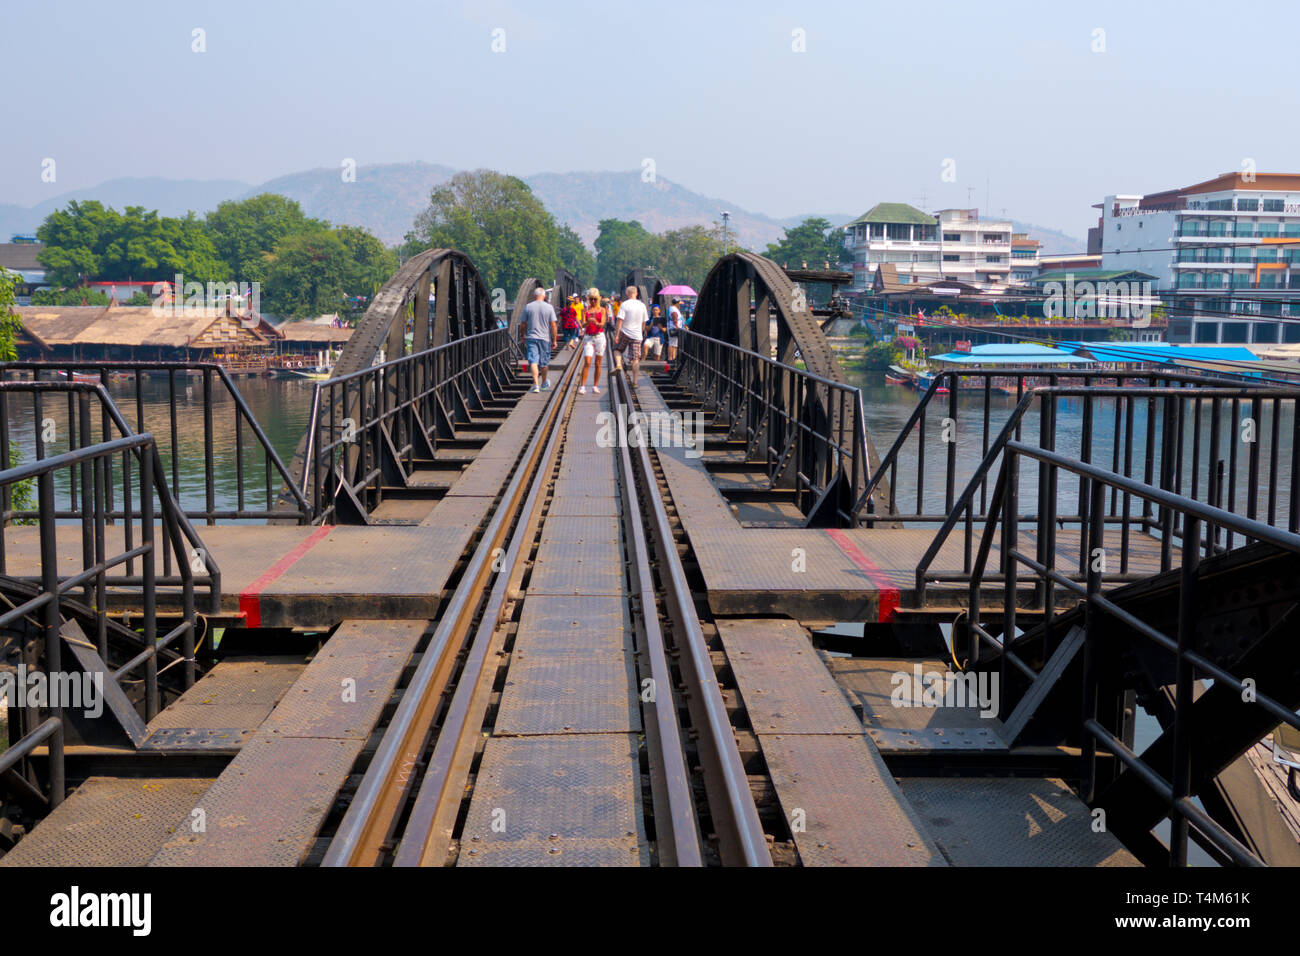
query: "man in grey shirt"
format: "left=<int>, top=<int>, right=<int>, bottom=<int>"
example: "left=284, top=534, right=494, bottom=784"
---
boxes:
left=521, top=286, right=558, bottom=392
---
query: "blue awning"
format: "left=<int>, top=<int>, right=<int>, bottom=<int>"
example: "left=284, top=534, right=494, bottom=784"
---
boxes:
left=932, top=343, right=1094, bottom=365
left=1058, top=342, right=1258, bottom=364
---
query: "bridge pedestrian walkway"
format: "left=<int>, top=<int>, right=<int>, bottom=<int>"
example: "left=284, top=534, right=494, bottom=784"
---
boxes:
left=637, top=379, right=1164, bottom=622
left=635, top=373, right=1139, bottom=867
left=457, top=378, right=649, bottom=866
left=1, top=367, right=571, bottom=867
left=0, top=371, right=556, bottom=628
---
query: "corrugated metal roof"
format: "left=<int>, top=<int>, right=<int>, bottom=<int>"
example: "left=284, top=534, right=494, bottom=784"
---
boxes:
left=1059, top=341, right=1259, bottom=364
left=15, top=305, right=265, bottom=349
left=0, top=243, right=42, bottom=271
left=931, top=343, right=1094, bottom=365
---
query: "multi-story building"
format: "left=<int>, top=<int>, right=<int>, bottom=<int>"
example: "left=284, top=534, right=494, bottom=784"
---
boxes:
left=935, top=208, right=1012, bottom=288
left=1009, top=233, right=1042, bottom=285
left=841, top=203, right=1013, bottom=292
left=841, top=203, right=939, bottom=291
left=1097, top=173, right=1300, bottom=344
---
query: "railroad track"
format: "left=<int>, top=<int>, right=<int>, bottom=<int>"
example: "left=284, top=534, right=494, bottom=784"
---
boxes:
left=317, top=346, right=769, bottom=866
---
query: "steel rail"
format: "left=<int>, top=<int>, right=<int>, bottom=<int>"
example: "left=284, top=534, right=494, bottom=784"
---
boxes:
left=321, top=356, right=579, bottom=866
left=618, top=371, right=773, bottom=866
left=391, top=355, right=582, bottom=867
left=609, top=365, right=702, bottom=866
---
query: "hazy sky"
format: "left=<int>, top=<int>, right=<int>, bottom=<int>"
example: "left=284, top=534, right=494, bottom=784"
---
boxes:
left=3, top=0, right=1295, bottom=236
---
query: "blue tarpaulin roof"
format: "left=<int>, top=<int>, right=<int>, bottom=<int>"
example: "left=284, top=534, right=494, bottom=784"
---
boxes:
left=931, top=343, right=1094, bottom=365
left=1057, top=342, right=1259, bottom=364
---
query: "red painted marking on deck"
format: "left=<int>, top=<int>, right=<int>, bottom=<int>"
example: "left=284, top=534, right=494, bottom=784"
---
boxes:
left=238, top=526, right=333, bottom=628
left=825, top=528, right=900, bottom=623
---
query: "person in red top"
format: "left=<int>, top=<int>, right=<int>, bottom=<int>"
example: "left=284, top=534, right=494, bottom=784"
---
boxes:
left=560, top=295, right=581, bottom=349
left=578, top=288, right=606, bottom=394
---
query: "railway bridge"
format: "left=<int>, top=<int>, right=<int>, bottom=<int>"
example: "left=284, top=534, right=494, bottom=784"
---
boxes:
left=1, top=249, right=1298, bottom=867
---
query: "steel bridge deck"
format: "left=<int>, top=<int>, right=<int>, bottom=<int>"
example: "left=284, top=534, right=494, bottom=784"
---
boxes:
left=1, top=385, right=555, bottom=628
left=636, top=379, right=1164, bottom=622
left=457, top=386, right=649, bottom=867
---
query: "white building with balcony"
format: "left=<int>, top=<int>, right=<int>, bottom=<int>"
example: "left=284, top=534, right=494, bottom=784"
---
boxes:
left=840, top=203, right=1012, bottom=292
left=1009, top=233, right=1041, bottom=285
left=935, top=208, right=1012, bottom=288
left=1099, top=173, right=1300, bottom=344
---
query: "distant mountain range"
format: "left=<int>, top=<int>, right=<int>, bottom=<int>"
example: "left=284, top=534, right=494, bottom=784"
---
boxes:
left=0, top=162, right=1086, bottom=257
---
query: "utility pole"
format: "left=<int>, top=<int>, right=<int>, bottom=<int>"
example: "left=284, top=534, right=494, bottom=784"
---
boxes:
left=721, top=211, right=731, bottom=255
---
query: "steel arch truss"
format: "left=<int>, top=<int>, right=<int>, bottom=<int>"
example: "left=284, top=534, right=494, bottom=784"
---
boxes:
left=508, top=267, right=584, bottom=343
left=292, top=249, right=517, bottom=523
left=675, top=252, right=892, bottom=525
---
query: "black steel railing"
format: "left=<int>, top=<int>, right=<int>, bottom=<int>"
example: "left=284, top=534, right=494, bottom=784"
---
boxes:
left=2, top=362, right=310, bottom=524
left=1, top=427, right=206, bottom=808
left=857, top=367, right=1279, bottom=529
left=966, top=443, right=1300, bottom=867
left=0, top=381, right=221, bottom=614
left=911, top=383, right=1300, bottom=606
left=303, top=328, right=514, bottom=523
left=674, top=330, right=869, bottom=525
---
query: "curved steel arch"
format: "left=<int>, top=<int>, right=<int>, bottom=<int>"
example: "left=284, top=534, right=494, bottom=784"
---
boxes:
left=684, top=251, right=893, bottom=523
left=508, top=267, right=584, bottom=342
left=622, top=267, right=665, bottom=315
left=691, top=252, right=840, bottom=376
left=332, top=248, right=498, bottom=378
left=282, top=248, right=509, bottom=521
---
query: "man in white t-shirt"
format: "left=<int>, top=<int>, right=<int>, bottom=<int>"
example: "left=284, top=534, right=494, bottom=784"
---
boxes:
left=614, top=285, right=648, bottom=385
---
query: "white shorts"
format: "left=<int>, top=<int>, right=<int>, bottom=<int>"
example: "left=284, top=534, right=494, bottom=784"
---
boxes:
left=644, top=338, right=664, bottom=358
left=581, top=334, right=606, bottom=358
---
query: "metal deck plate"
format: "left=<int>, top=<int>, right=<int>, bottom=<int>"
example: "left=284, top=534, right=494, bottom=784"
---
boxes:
left=558, top=451, right=615, bottom=481
left=551, top=478, right=617, bottom=498
left=150, top=736, right=359, bottom=866
left=546, top=494, right=620, bottom=517
left=259, top=619, right=427, bottom=739
left=512, top=594, right=631, bottom=657
left=717, top=619, right=861, bottom=734
left=528, top=516, right=624, bottom=595
left=406, top=466, right=462, bottom=489
left=898, top=777, right=1140, bottom=866
left=444, top=451, right=519, bottom=498
left=142, top=656, right=306, bottom=747
left=828, top=657, right=1006, bottom=748
left=1, top=777, right=215, bottom=867
left=367, top=497, right=441, bottom=525
left=419, top=492, right=493, bottom=529
left=759, top=734, right=942, bottom=867
left=495, top=648, right=641, bottom=735
left=457, top=735, right=648, bottom=867
left=866, top=725, right=1008, bottom=752
left=149, top=620, right=426, bottom=866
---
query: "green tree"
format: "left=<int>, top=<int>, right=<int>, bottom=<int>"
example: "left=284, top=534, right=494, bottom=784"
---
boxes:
left=263, top=230, right=349, bottom=318
left=0, top=269, right=22, bottom=361
left=0, top=269, right=34, bottom=515
left=556, top=224, right=596, bottom=288
left=31, top=286, right=112, bottom=306
left=764, top=217, right=848, bottom=270
left=335, top=225, right=397, bottom=304
left=406, top=170, right=559, bottom=294
left=262, top=225, right=394, bottom=318
left=205, top=193, right=326, bottom=283
left=594, top=218, right=657, bottom=291
left=657, top=224, right=727, bottom=291
left=37, top=200, right=223, bottom=286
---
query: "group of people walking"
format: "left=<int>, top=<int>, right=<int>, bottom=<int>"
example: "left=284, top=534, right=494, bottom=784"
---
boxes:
left=520, top=285, right=688, bottom=395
